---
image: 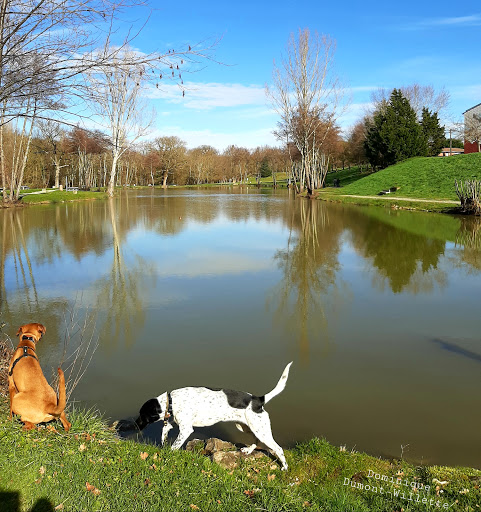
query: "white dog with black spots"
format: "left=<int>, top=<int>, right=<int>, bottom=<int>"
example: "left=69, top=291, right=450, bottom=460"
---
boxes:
left=126, top=362, right=293, bottom=470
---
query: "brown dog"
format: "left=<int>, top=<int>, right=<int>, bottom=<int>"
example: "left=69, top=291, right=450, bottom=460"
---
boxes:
left=8, top=323, right=71, bottom=431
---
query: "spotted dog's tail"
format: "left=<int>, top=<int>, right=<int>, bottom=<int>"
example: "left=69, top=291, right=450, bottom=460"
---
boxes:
left=264, top=362, right=292, bottom=404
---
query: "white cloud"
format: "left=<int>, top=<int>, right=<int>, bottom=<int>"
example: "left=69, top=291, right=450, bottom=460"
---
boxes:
left=404, top=14, right=481, bottom=29
left=145, top=81, right=267, bottom=110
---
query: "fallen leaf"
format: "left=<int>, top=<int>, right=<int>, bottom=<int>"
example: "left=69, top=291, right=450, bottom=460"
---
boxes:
left=86, top=482, right=101, bottom=495
left=39, top=466, right=46, bottom=475
left=189, top=505, right=199, bottom=510
left=54, top=505, right=64, bottom=511
left=140, top=452, right=149, bottom=460
left=244, top=490, right=255, bottom=499
left=144, top=478, right=151, bottom=487
left=79, top=444, right=86, bottom=452
left=303, top=501, right=311, bottom=508
left=267, top=474, right=276, bottom=481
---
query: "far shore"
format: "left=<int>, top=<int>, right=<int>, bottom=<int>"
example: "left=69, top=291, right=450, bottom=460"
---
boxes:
left=0, top=183, right=465, bottom=215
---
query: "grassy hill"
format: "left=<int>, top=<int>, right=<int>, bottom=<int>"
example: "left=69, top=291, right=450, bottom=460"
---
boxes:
left=340, top=153, right=481, bottom=200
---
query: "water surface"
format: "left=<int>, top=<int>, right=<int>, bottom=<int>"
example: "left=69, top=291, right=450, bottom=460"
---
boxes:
left=1, top=188, right=480, bottom=468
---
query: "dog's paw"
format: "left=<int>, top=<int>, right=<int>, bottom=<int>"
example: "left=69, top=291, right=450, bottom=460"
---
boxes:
left=241, top=444, right=257, bottom=456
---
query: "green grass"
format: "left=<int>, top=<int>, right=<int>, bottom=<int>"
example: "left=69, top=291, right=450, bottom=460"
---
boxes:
left=339, top=153, right=481, bottom=200
left=324, top=167, right=375, bottom=187
left=0, top=400, right=480, bottom=511
left=20, top=190, right=108, bottom=204
left=319, top=192, right=457, bottom=213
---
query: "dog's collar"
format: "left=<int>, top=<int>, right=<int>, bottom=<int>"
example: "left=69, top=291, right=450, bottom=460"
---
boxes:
left=21, top=335, right=36, bottom=342
left=8, top=346, right=38, bottom=376
left=163, top=392, right=172, bottom=426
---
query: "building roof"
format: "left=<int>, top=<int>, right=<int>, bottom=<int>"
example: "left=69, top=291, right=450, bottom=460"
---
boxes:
left=463, top=103, right=481, bottom=114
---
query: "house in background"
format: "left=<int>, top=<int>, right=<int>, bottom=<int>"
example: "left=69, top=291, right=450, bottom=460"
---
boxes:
left=463, top=103, right=481, bottom=154
left=438, top=147, right=464, bottom=157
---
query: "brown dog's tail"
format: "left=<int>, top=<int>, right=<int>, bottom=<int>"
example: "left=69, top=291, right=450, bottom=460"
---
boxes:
left=47, top=368, right=67, bottom=417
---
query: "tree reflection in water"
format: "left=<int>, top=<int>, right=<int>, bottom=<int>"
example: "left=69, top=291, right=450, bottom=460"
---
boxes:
left=0, top=208, right=68, bottom=332
left=94, top=198, right=154, bottom=348
left=455, top=216, right=481, bottom=271
left=269, top=199, right=345, bottom=360
left=347, top=209, right=448, bottom=294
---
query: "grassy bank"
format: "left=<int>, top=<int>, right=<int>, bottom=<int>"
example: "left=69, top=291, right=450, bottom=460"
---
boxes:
left=318, top=191, right=459, bottom=213
left=19, top=190, right=108, bottom=205
left=0, top=399, right=480, bottom=512
left=339, top=153, right=481, bottom=201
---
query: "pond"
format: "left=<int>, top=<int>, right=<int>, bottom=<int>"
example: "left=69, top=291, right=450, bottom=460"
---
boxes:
left=1, top=188, right=480, bottom=469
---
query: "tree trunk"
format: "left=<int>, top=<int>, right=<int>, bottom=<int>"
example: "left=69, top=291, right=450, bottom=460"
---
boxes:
left=108, top=155, right=119, bottom=197
left=162, top=171, right=168, bottom=188
left=54, top=160, right=60, bottom=188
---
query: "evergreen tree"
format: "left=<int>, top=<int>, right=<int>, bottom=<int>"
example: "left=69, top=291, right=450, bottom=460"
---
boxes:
left=420, top=107, right=445, bottom=156
left=259, top=157, right=271, bottom=178
left=364, top=89, right=425, bottom=169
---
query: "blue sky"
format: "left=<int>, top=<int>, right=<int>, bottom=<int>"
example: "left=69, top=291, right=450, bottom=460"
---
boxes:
left=116, top=1, right=481, bottom=150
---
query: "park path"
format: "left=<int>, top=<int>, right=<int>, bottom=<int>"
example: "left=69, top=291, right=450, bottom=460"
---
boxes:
left=339, top=194, right=459, bottom=205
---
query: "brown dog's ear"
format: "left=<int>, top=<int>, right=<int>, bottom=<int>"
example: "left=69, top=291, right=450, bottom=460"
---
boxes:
left=16, top=326, right=23, bottom=337
left=37, top=324, right=46, bottom=336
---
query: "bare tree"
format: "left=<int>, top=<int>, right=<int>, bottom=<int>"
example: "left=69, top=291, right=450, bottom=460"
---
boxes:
left=149, top=135, right=186, bottom=187
left=187, top=145, right=219, bottom=184
left=370, top=84, right=450, bottom=120
left=267, top=29, right=346, bottom=196
left=36, top=120, right=67, bottom=188
left=84, top=47, right=155, bottom=196
left=0, top=0, right=138, bottom=201
left=0, top=0, right=219, bottom=201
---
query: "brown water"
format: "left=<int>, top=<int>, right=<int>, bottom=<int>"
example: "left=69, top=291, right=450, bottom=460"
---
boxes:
left=1, top=188, right=480, bottom=469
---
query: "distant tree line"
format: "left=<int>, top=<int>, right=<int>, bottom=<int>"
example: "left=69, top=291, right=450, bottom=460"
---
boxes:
left=3, top=123, right=359, bottom=190
left=4, top=126, right=293, bottom=189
